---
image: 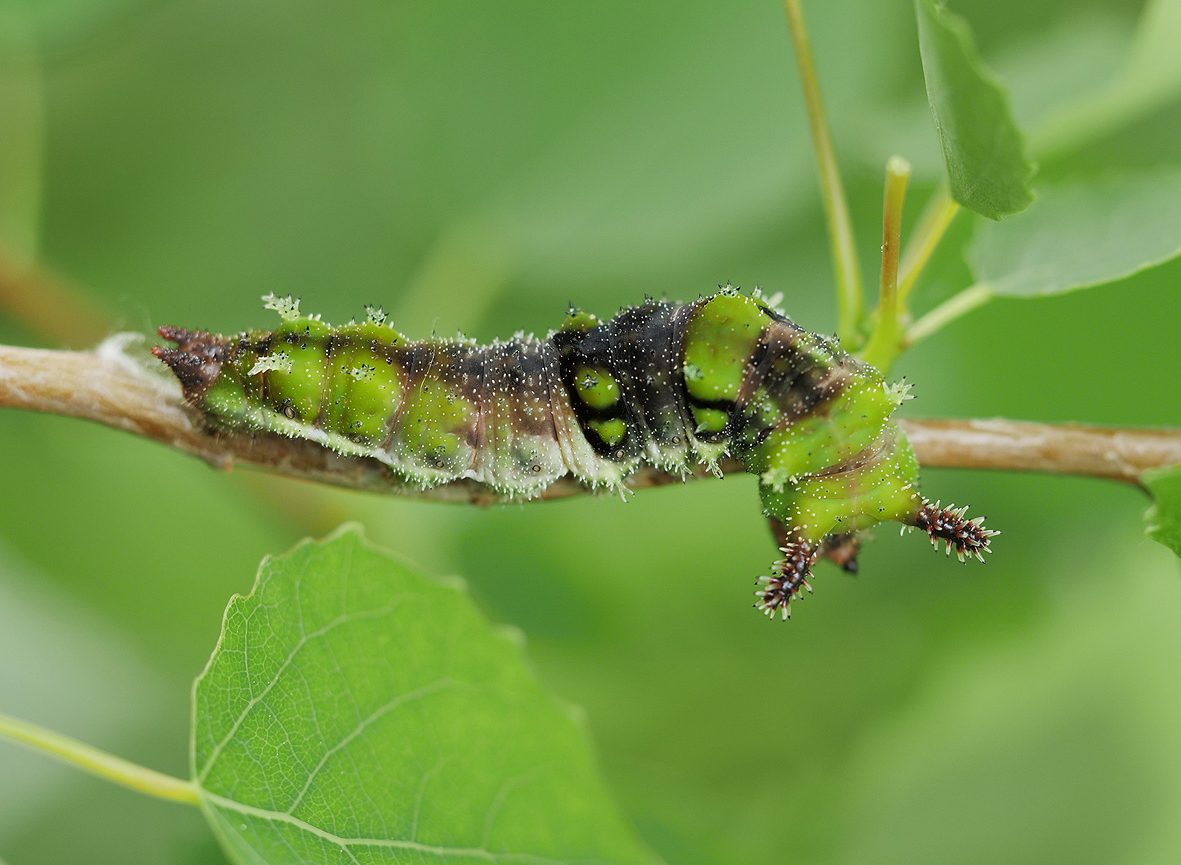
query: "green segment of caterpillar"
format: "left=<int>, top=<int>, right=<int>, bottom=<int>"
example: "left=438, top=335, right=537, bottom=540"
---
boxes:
left=155, top=288, right=997, bottom=621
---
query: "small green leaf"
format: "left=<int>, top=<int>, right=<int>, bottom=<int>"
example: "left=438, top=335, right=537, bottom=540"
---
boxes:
left=914, top=0, right=1035, bottom=219
left=1123, top=0, right=1181, bottom=98
left=967, top=169, right=1181, bottom=297
left=192, top=526, right=658, bottom=865
left=1144, top=465, right=1181, bottom=558
left=1035, top=0, right=1181, bottom=157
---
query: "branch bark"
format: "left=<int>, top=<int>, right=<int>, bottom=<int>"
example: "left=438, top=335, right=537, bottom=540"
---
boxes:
left=2, top=340, right=1179, bottom=505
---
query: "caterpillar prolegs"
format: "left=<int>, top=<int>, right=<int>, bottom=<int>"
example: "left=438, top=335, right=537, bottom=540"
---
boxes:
left=154, top=288, right=997, bottom=620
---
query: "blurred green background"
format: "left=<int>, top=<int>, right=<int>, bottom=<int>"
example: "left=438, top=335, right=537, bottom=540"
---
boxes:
left=2, top=0, right=1180, bottom=863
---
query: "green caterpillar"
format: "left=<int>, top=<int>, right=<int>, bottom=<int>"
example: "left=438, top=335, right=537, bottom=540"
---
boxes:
left=155, top=288, right=996, bottom=620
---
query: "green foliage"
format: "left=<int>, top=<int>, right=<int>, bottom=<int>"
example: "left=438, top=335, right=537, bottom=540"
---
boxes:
left=1123, top=0, right=1181, bottom=109
left=967, top=170, right=1181, bottom=297
left=2, top=1, right=1181, bottom=864
left=1144, top=466, right=1181, bottom=558
left=1034, top=0, right=1181, bottom=157
left=913, top=0, right=1034, bottom=219
left=193, top=527, right=657, bottom=865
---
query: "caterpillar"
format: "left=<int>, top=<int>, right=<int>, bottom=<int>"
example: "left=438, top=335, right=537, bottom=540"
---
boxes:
left=154, top=287, right=997, bottom=620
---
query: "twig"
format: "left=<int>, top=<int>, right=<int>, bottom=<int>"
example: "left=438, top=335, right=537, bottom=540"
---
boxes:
left=2, top=340, right=1178, bottom=500
left=899, top=418, right=1181, bottom=486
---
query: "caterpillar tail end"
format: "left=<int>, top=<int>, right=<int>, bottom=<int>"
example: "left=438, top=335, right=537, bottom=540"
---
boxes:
left=152, top=326, right=229, bottom=402
left=911, top=499, right=1000, bottom=563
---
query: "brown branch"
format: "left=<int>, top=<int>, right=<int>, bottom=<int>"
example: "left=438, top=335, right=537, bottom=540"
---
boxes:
left=0, top=256, right=114, bottom=348
left=2, top=340, right=1179, bottom=505
left=900, top=418, right=1181, bottom=487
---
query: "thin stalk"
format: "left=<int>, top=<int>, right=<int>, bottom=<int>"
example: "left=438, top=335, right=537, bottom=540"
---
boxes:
left=860, top=156, right=911, bottom=370
left=0, top=249, right=114, bottom=347
left=897, top=184, right=960, bottom=309
left=782, top=0, right=863, bottom=348
left=0, top=711, right=199, bottom=805
left=907, top=283, right=993, bottom=345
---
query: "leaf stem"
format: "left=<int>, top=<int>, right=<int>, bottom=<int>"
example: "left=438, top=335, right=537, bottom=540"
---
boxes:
left=0, top=711, right=199, bottom=806
left=906, top=282, right=993, bottom=344
left=860, top=156, right=911, bottom=370
left=782, top=0, right=863, bottom=348
left=897, top=183, right=960, bottom=308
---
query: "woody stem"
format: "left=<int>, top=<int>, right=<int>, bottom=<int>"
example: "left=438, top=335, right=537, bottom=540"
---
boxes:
left=1, top=342, right=1179, bottom=501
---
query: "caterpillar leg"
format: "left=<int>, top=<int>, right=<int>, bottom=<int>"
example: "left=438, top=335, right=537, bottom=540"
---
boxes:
left=755, top=530, right=818, bottom=621
left=818, top=532, right=862, bottom=573
left=767, top=517, right=861, bottom=574
left=753, top=524, right=870, bottom=620
left=755, top=484, right=998, bottom=621
left=751, top=423, right=997, bottom=620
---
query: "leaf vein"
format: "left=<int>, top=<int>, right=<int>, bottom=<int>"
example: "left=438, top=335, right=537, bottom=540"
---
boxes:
left=204, top=792, right=620, bottom=865
left=198, top=600, right=402, bottom=782
left=284, top=679, right=462, bottom=816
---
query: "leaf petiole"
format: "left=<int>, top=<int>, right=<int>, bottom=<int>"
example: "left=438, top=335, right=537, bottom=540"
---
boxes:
left=897, top=183, right=960, bottom=309
left=906, top=282, right=993, bottom=345
left=0, top=711, right=199, bottom=806
left=782, top=0, right=863, bottom=349
left=860, top=156, right=912, bottom=371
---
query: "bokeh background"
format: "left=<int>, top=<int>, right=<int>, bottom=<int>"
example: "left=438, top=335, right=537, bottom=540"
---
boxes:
left=2, top=0, right=1180, bottom=863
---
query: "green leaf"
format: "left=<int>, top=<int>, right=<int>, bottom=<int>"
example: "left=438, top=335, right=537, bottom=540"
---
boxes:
left=1123, top=0, right=1181, bottom=99
left=1144, top=465, right=1181, bottom=557
left=914, top=0, right=1035, bottom=219
left=1035, top=0, right=1181, bottom=158
left=967, top=169, right=1181, bottom=297
left=192, top=526, right=658, bottom=865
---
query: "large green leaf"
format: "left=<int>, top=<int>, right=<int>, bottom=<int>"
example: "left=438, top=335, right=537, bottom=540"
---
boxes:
left=192, top=527, right=657, bottom=865
left=966, top=169, right=1181, bottom=297
left=1124, top=0, right=1181, bottom=102
left=1035, top=0, right=1181, bottom=158
left=914, top=0, right=1035, bottom=219
left=1144, top=465, right=1181, bottom=558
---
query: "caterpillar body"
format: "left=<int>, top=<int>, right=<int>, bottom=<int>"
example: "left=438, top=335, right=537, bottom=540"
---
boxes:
left=155, top=288, right=997, bottom=620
